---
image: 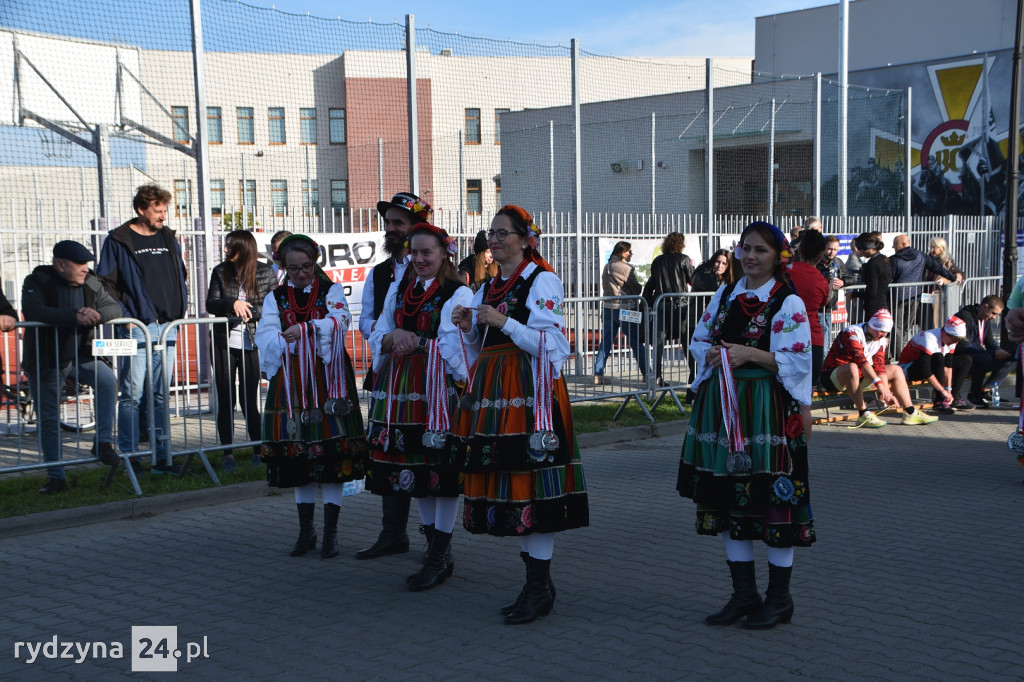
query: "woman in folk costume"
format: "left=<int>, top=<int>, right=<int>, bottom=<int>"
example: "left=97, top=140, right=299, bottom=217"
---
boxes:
left=449, top=205, right=589, bottom=625
left=255, top=234, right=366, bottom=559
left=366, top=223, right=473, bottom=591
left=677, top=221, right=815, bottom=630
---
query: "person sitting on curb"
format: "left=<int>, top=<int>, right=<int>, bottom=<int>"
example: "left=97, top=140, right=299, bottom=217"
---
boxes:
left=897, top=315, right=972, bottom=415
left=821, top=309, right=938, bottom=428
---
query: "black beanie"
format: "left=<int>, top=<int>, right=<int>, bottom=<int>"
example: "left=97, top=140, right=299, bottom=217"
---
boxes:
left=473, top=230, right=488, bottom=254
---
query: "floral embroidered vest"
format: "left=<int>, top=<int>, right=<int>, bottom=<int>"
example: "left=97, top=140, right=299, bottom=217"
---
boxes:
left=273, top=272, right=331, bottom=327
left=479, top=267, right=543, bottom=349
left=393, top=271, right=463, bottom=338
left=709, top=280, right=794, bottom=363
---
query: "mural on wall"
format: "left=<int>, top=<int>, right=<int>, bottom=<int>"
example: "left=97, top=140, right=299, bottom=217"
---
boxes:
left=852, top=53, right=1020, bottom=216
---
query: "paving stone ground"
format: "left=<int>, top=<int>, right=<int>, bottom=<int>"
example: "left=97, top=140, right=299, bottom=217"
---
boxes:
left=1, top=407, right=1023, bottom=680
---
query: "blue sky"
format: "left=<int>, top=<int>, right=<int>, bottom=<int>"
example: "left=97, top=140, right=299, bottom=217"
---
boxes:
left=225, top=0, right=822, bottom=57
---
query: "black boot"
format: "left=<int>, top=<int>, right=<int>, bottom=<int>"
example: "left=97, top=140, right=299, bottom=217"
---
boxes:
left=501, top=551, right=557, bottom=615
left=504, top=556, right=554, bottom=625
left=408, top=530, right=452, bottom=591
left=321, top=503, right=341, bottom=559
left=705, top=560, right=762, bottom=626
left=356, top=495, right=410, bottom=560
left=743, top=563, right=794, bottom=629
left=289, top=503, right=317, bottom=557
left=407, top=525, right=435, bottom=584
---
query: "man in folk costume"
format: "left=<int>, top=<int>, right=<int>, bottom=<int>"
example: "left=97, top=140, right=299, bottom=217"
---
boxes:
left=356, top=192, right=432, bottom=560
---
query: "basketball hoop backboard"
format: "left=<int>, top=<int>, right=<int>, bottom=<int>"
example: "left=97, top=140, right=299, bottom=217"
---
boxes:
left=0, top=29, right=142, bottom=129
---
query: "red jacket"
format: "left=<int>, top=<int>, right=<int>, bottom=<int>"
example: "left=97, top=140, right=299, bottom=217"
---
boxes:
left=822, top=323, right=887, bottom=375
left=787, top=262, right=830, bottom=347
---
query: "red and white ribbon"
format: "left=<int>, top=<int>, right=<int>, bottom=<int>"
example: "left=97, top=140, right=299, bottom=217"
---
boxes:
left=533, top=330, right=554, bottom=435
left=718, top=347, right=745, bottom=454
left=458, top=324, right=488, bottom=401
left=327, top=318, right=348, bottom=400
left=280, top=332, right=294, bottom=423
left=297, top=323, right=317, bottom=411
left=1017, top=343, right=1024, bottom=434
left=425, top=338, right=450, bottom=432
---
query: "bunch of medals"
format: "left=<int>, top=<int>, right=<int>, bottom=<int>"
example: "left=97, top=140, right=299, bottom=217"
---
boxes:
left=421, top=337, right=450, bottom=449
left=323, top=317, right=352, bottom=417
left=528, top=330, right=560, bottom=460
left=281, top=323, right=322, bottom=437
left=719, top=346, right=751, bottom=473
left=1008, top=344, right=1024, bottom=461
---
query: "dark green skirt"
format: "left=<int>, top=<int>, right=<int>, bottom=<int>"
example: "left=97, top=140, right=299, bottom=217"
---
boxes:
left=677, top=368, right=815, bottom=548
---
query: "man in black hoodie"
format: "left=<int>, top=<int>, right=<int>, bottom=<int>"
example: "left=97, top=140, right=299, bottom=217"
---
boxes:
left=889, top=234, right=957, bottom=358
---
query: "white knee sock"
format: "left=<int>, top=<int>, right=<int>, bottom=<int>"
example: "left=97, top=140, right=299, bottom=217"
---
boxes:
left=416, top=497, right=436, bottom=526
left=433, top=497, right=459, bottom=534
left=519, top=537, right=529, bottom=553
left=294, top=482, right=317, bottom=504
left=321, top=483, right=343, bottom=506
left=723, top=537, right=755, bottom=562
left=525, top=533, right=554, bottom=560
left=766, top=546, right=794, bottom=568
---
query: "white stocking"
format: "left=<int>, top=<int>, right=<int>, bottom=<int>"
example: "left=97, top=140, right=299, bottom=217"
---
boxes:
left=416, top=497, right=436, bottom=526
left=766, top=546, right=794, bottom=568
left=723, top=536, right=755, bottom=562
left=321, top=483, right=343, bottom=507
left=433, top=497, right=459, bottom=534
left=525, top=533, right=554, bottom=560
left=293, top=482, right=317, bottom=504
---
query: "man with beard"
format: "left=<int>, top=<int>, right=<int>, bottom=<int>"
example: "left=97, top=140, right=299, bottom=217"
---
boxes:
left=356, top=191, right=432, bottom=560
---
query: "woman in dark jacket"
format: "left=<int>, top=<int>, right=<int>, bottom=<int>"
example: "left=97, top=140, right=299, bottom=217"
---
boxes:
left=691, top=249, right=735, bottom=293
left=851, top=232, right=891, bottom=323
left=642, top=232, right=696, bottom=385
left=206, top=230, right=277, bottom=471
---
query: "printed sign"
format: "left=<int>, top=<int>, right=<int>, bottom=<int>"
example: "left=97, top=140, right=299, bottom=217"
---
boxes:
left=92, top=339, right=137, bottom=356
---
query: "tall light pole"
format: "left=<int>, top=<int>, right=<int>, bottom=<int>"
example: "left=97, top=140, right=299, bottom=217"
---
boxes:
left=1004, top=0, right=1024, bottom=300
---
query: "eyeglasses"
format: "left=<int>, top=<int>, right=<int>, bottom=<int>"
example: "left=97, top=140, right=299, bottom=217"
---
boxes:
left=486, top=229, right=512, bottom=242
left=285, top=262, right=315, bottom=275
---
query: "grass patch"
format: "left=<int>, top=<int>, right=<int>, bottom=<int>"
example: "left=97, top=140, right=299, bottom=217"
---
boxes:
left=571, top=398, right=687, bottom=434
left=2, top=401, right=688, bottom=520
left=0, top=448, right=265, bottom=520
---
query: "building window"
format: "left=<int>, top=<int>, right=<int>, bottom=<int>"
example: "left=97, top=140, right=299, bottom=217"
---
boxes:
left=467, top=179, right=482, bottom=214
left=271, top=179, right=288, bottom=216
left=210, top=179, right=224, bottom=216
left=172, top=106, right=189, bottom=145
left=268, top=107, right=285, bottom=144
left=300, top=108, right=317, bottom=144
left=494, top=176, right=502, bottom=207
left=329, top=109, right=346, bottom=144
left=206, top=107, right=222, bottom=144
left=331, top=180, right=348, bottom=215
left=465, top=108, right=481, bottom=144
left=237, top=107, right=254, bottom=144
left=173, top=179, right=192, bottom=217
left=495, top=108, right=509, bottom=144
left=302, top=179, right=319, bottom=216
left=239, top=179, right=256, bottom=208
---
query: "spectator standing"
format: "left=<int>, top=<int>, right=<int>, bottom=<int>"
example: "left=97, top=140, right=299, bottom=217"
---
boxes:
left=206, top=230, right=277, bottom=472
left=269, top=230, right=293, bottom=285
left=898, top=316, right=973, bottom=414
left=889, top=234, right=957, bottom=356
left=23, top=241, right=121, bottom=493
left=678, top=221, right=815, bottom=630
left=0, top=289, right=15, bottom=331
left=356, top=192, right=431, bottom=561
left=788, top=231, right=831, bottom=387
left=925, top=237, right=966, bottom=328
left=642, top=232, right=695, bottom=385
left=817, top=235, right=854, bottom=350
left=97, top=184, right=188, bottom=475
left=457, top=230, right=497, bottom=292
left=692, top=249, right=735, bottom=293
left=593, top=241, right=647, bottom=383
left=849, top=232, right=891, bottom=324
left=255, top=234, right=367, bottom=559
left=955, top=295, right=1013, bottom=407
left=821, top=309, right=937, bottom=428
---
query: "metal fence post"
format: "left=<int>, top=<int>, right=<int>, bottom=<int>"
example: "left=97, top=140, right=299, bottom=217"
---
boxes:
left=405, top=14, right=419, bottom=195
left=814, top=73, right=822, bottom=218
left=905, top=86, right=913, bottom=229
left=706, top=58, right=714, bottom=256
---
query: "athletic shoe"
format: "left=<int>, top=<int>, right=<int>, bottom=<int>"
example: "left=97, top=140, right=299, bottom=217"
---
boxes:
left=856, top=411, right=887, bottom=428
left=901, top=411, right=938, bottom=425
left=967, top=393, right=991, bottom=408
left=951, top=399, right=975, bottom=411
left=934, top=399, right=955, bottom=414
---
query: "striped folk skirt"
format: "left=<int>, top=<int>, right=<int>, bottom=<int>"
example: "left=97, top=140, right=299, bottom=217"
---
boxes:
left=365, top=352, right=462, bottom=498
left=677, top=367, right=815, bottom=548
left=260, top=351, right=367, bottom=488
left=447, top=342, right=589, bottom=537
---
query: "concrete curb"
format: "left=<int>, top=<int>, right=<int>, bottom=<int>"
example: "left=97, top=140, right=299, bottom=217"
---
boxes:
left=0, top=420, right=690, bottom=539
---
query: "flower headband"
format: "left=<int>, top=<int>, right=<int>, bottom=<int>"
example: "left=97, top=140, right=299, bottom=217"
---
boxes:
left=272, top=234, right=320, bottom=263
left=407, top=222, right=458, bottom=259
left=401, top=197, right=432, bottom=221
left=498, top=204, right=541, bottom=250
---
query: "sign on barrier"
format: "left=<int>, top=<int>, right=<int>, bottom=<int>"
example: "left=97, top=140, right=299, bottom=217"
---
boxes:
left=92, top=339, right=137, bottom=356
left=619, top=310, right=643, bottom=324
